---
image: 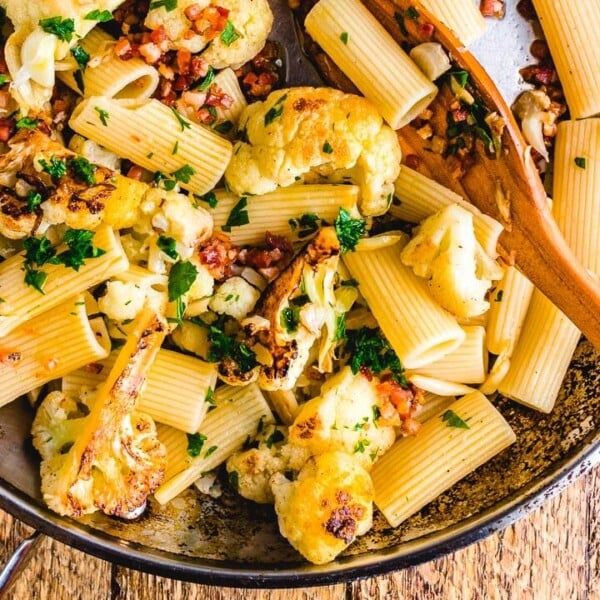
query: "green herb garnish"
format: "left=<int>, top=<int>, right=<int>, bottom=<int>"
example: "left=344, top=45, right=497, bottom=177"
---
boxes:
left=281, top=306, right=300, bottom=333
left=220, top=20, right=241, bottom=46
left=575, top=156, right=587, bottom=169
left=195, top=66, right=215, bottom=91
left=171, top=163, right=195, bottom=183
left=207, top=322, right=257, bottom=372
left=195, top=191, right=218, bottom=208
left=171, top=107, right=191, bottom=131
left=322, top=141, right=334, bottom=154
left=149, top=0, right=178, bottom=10
left=68, top=157, right=96, bottom=185
left=56, top=229, right=106, bottom=271
left=264, top=94, right=287, bottom=126
left=221, top=197, right=249, bottom=231
left=71, top=45, right=90, bottom=70
left=157, top=235, right=179, bottom=260
left=334, top=207, right=366, bottom=253
left=168, top=260, right=198, bottom=301
left=39, top=17, right=75, bottom=42
left=340, top=32, right=349, bottom=44
left=26, top=191, right=42, bottom=212
left=186, top=432, right=207, bottom=457
left=84, top=9, right=113, bottom=21
left=38, top=156, right=67, bottom=179
left=441, top=409, right=471, bottom=429
left=94, top=106, right=109, bottom=126
left=288, top=212, right=320, bottom=238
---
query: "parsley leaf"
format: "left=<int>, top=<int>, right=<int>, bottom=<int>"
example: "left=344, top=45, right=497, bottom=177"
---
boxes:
left=171, top=107, right=191, bottom=131
left=195, top=191, right=218, bottom=208
left=84, top=9, right=113, bottom=21
left=23, top=267, right=47, bottom=294
left=322, top=141, right=334, bottom=154
left=68, top=157, right=96, bottom=185
left=38, top=156, right=67, bottom=179
left=289, top=213, right=320, bottom=238
left=575, top=156, right=587, bottom=169
left=441, top=409, right=471, bottom=429
left=150, top=0, right=178, bottom=10
left=168, top=260, right=198, bottom=301
left=0, top=75, right=9, bottom=86
left=171, top=163, right=195, bottom=183
left=56, top=229, right=106, bottom=271
left=213, top=120, right=234, bottom=135
left=39, top=17, right=75, bottom=42
left=94, top=106, right=109, bottom=126
left=26, top=191, right=42, bottom=212
left=194, top=66, right=215, bottom=91
left=221, top=197, right=249, bottom=232
left=265, top=429, right=285, bottom=448
left=335, top=314, right=346, bottom=341
left=23, top=236, right=57, bottom=266
left=220, top=20, right=241, bottom=46
left=264, top=94, right=287, bottom=126
left=344, top=327, right=406, bottom=384
left=157, top=235, right=179, bottom=260
left=281, top=306, right=300, bottom=333
left=334, top=207, right=366, bottom=253
left=186, top=432, right=207, bottom=457
left=207, top=323, right=258, bottom=372
left=340, top=31, right=349, bottom=44
left=71, top=45, right=90, bottom=71
left=15, top=116, right=38, bottom=130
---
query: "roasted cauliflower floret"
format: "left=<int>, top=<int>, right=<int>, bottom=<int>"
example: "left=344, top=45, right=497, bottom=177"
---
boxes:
left=145, top=0, right=273, bottom=68
left=401, top=204, right=504, bottom=318
left=209, top=276, right=260, bottom=321
left=271, top=451, right=374, bottom=564
left=225, top=88, right=402, bottom=216
left=251, top=227, right=340, bottom=390
left=225, top=424, right=309, bottom=504
left=512, top=90, right=554, bottom=162
left=288, top=367, right=396, bottom=470
left=31, top=309, right=168, bottom=518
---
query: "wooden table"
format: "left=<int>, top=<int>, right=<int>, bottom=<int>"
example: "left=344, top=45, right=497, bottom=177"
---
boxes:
left=1, top=464, right=598, bottom=600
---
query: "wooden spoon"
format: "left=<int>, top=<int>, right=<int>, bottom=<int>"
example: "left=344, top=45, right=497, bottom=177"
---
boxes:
left=297, top=0, right=600, bottom=350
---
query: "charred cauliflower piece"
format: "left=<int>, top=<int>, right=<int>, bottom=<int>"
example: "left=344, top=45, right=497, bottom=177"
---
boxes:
left=288, top=367, right=396, bottom=470
left=31, top=308, right=168, bottom=518
left=225, top=424, right=309, bottom=504
left=251, top=227, right=340, bottom=390
left=145, top=0, right=273, bottom=68
left=401, top=204, right=504, bottom=318
left=0, top=130, right=116, bottom=239
left=225, top=88, right=401, bottom=216
left=271, top=451, right=374, bottom=564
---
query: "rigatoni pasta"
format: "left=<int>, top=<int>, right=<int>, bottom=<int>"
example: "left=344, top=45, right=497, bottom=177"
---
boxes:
left=372, top=391, right=516, bottom=527
left=305, top=0, right=438, bottom=129
left=418, top=0, right=487, bottom=46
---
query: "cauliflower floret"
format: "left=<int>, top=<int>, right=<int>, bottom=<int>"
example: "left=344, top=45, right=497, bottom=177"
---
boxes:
left=512, top=90, right=553, bottom=162
left=98, top=281, right=147, bottom=322
left=225, top=87, right=402, bottom=216
left=209, top=276, right=260, bottom=321
left=226, top=424, right=309, bottom=503
left=288, top=367, right=396, bottom=470
left=145, top=0, right=273, bottom=68
left=271, top=451, right=374, bottom=564
left=31, top=309, right=168, bottom=518
left=68, top=135, right=121, bottom=171
left=401, top=204, right=504, bottom=318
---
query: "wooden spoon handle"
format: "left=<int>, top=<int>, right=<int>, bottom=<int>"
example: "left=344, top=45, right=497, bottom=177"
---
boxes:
left=355, top=0, right=600, bottom=349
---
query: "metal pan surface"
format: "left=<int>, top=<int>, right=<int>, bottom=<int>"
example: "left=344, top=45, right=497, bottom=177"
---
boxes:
left=1, top=3, right=599, bottom=588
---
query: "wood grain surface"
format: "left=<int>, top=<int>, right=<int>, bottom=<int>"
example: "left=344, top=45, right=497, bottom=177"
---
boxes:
left=1, top=463, right=598, bottom=600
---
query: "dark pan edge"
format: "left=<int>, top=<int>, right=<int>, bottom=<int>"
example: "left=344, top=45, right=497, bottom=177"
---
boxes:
left=1, top=429, right=599, bottom=589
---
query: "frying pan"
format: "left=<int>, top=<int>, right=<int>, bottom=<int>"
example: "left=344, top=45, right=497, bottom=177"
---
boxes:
left=1, top=0, right=600, bottom=589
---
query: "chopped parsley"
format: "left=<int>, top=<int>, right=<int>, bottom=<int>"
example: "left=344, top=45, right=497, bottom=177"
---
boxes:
left=334, top=207, right=366, bottom=253
left=149, top=0, right=178, bottom=10
left=494, top=290, right=504, bottom=302
left=205, top=387, right=216, bottom=407
left=344, top=326, right=406, bottom=384
left=450, top=70, right=469, bottom=89
left=322, top=141, right=334, bottom=154
left=157, top=235, right=179, bottom=260
left=353, top=439, right=371, bottom=454
left=288, top=212, right=320, bottom=238
left=68, top=157, right=96, bottom=185
left=186, top=432, right=207, bottom=457
left=265, top=429, right=285, bottom=448
left=94, top=106, right=109, bottom=126
left=168, top=260, right=198, bottom=302
left=213, top=120, right=234, bottom=135
left=39, top=17, right=75, bottom=42
left=15, top=116, right=38, bottom=130
left=38, top=156, right=67, bottom=179
left=264, top=94, right=287, bottom=126
left=207, top=321, right=258, bottom=372
left=26, top=191, right=42, bottom=212
left=171, top=107, right=191, bottom=131
left=154, top=171, right=177, bottom=191
left=393, top=11, right=409, bottom=36
left=575, top=156, right=587, bottom=169
left=221, top=197, right=249, bottom=232
left=281, top=306, right=300, bottom=333
left=220, top=20, right=241, bottom=46
left=195, top=66, right=215, bottom=91
left=228, top=470, right=239, bottom=491
left=171, top=140, right=179, bottom=155
left=441, top=409, right=471, bottom=429
left=0, top=75, right=9, bottom=86
left=406, top=6, right=420, bottom=20
left=71, top=45, right=90, bottom=70
left=55, top=229, right=106, bottom=271
left=203, top=445, right=218, bottom=458
left=172, top=163, right=195, bottom=183
left=340, top=277, right=359, bottom=287
left=195, top=191, right=218, bottom=209
left=23, top=236, right=56, bottom=267
left=340, top=31, right=349, bottom=44
left=335, top=314, right=346, bottom=341
left=84, top=9, right=114, bottom=21
left=23, top=267, right=47, bottom=294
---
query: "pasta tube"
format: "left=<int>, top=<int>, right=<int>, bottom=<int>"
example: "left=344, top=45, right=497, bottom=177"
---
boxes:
left=208, top=185, right=359, bottom=246
left=372, top=391, right=515, bottom=527
left=69, top=97, right=232, bottom=195
left=531, top=0, right=600, bottom=119
left=59, top=28, right=159, bottom=100
left=343, top=239, right=465, bottom=369
left=0, top=226, right=128, bottom=337
left=0, top=296, right=110, bottom=407
left=154, top=384, right=274, bottom=504
left=305, top=0, right=438, bottom=129
left=418, top=0, right=487, bottom=46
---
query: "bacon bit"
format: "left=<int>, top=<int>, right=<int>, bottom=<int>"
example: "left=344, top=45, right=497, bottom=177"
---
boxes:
left=189, top=56, right=208, bottom=79
left=184, top=4, right=204, bottom=20
left=149, top=25, right=167, bottom=45
left=401, top=417, right=421, bottom=436
left=181, top=90, right=208, bottom=111
left=114, top=36, right=135, bottom=60
left=205, top=85, right=233, bottom=108
left=404, top=154, right=421, bottom=169
left=84, top=362, right=105, bottom=375
left=138, top=42, right=162, bottom=64
left=239, top=232, right=293, bottom=270
left=359, top=365, right=373, bottom=381
left=176, top=49, right=192, bottom=75
left=480, top=0, right=505, bottom=18
left=452, top=107, right=469, bottom=122
left=520, top=64, right=555, bottom=86
left=0, top=118, right=15, bottom=143
left=420, top=23, right=435, bottom=37
left=242, top=71, right=277, bottom=98
left=197, top=232, right=239, bottom=280
left=0, top=90, right=12, bottom=110
left=126, top=165, right=144, bottom=180
left=190, top=6, right=229, bottom=39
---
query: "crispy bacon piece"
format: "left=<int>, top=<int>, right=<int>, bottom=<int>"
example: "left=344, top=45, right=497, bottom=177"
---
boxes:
left=196, top=232, right=239, bottom=280
left=480, top=0, right=505, bottom=18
